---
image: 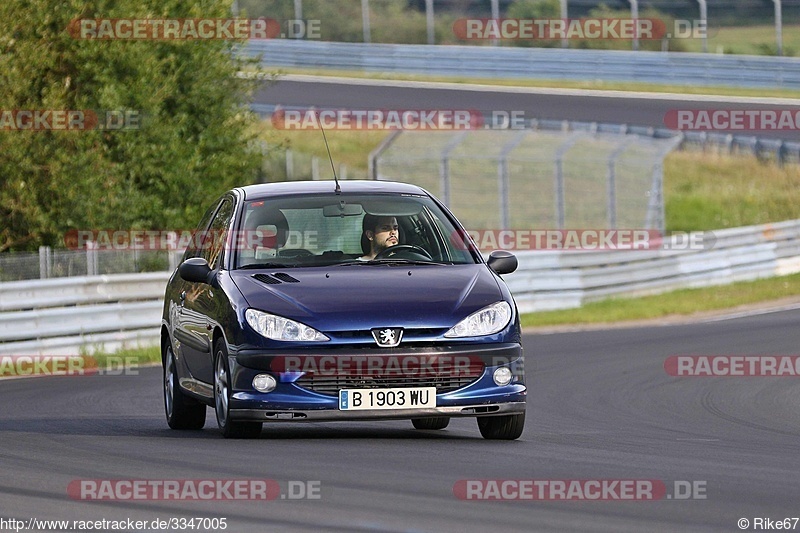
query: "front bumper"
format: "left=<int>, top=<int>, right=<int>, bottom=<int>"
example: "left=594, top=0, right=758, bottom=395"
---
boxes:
left=226, top=343, right=526, bottom=421
left=231, top=401, right=526, bottom=422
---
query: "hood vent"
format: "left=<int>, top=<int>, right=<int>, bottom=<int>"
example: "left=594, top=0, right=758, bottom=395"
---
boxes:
left=253, top=273, right=281, bottom=285
left=253, top=272, right=300, bottom=285
left=272, top=272, right=300, bottom=283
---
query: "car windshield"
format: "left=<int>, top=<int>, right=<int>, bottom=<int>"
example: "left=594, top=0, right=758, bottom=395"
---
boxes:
left=234, top=193, right=480, bottom=269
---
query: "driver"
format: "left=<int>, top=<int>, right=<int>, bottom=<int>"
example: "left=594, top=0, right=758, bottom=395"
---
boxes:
left=360, top=214, right=399, bottom=260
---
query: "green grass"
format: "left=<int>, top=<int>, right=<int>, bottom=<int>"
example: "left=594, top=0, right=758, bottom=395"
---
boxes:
left=521, top=272, right=800, bottom=328
left=255, top=120, right=384, bottom=180
left=680, top=24, right=800, bottom=56
left=523, top=151, right=800, bottom=326
left=91, top=346, right=161, bottom=368
left=664, top=151, right=800, bottom=231
left=267, top=67, right=800, bottom=100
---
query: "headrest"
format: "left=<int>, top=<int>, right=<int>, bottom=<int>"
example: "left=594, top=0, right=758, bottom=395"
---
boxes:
left=244, top=208, right=289, bottom=249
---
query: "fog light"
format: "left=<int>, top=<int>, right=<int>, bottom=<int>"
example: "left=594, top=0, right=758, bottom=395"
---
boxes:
left=493, top=367, right=513, bottom=386
left=253, top=374, right=277, bottom=393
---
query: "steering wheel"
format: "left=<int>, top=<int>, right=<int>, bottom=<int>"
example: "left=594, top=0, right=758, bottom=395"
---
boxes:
left=374, top=244, right=433, bottom=261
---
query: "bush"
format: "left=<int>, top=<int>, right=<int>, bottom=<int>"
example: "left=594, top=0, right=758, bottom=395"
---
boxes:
left=0, top=0, right=264, bottom=252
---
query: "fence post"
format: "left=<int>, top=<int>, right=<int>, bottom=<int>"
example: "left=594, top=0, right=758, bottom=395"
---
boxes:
left=258, top=140, right=269, bottom=184
left=497, top=159, right=509, bottom=229
left=554, top=133, right=584, bottom=229
left=425, top=0, right=435, bottom=45
left=166, top=231, right=179, bottom=272
left=440, top=132, right=468, bottom=207
left=646, top=135, right=683, bottom=231
left=369, top=130, right=402, bottom=180
left=38, top=246, right=51, bottom=279
left=86, top=241, right=98, bottom=277
left=628, top=0, right=639, bottom=51
left=497, top=130, right=528, bottom=229
left=696, top=0, right=708, bottom=53
left=286, top=149, right=294, bottom=180
left=490, top=0, right=499, bottom=47
left=606, top=137, right=636, bottom=228
left=294, top=0, right=303, bottom=39
left=774, top=0, right=783, bottom=57
left=607, top=157, right=618, bottom=229
left=361, top=0, right=371, bottom=43
left=311, top=156, right=320, bottom=180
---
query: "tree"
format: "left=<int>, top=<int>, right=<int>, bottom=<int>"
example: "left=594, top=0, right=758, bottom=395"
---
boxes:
left=0, top=0, right=263, bottom=251
left=507, top=0, right=566, bottom=48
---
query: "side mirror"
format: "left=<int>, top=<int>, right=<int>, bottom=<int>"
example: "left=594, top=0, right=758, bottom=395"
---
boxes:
left=179, top=257, right=214, bottom=284
left=487, top=250, right=518, bottom=275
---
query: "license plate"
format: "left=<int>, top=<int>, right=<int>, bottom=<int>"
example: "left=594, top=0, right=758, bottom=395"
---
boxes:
left=338, top=387, right=436, bottom=410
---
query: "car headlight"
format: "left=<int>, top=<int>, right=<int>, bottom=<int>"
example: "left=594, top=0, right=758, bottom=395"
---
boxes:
left=245, top=309, right=329, bottom=342
left=444, top=301, right=512, bottom=338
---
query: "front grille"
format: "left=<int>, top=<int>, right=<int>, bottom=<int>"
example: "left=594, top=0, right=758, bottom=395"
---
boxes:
left=332, top=328, right=446, bottom=342
left=295, top=364, right=485, bottom=396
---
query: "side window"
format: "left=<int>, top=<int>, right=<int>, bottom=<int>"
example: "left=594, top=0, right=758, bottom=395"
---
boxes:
left=202, top=198, right=234, bottom=270
left=428, top=209, right=474, bottom=262
left=182, top=201, right=222, bottom=261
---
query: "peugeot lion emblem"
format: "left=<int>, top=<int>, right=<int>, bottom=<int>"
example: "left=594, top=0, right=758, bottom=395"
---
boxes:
left=372, top=328, right=403, bottom=348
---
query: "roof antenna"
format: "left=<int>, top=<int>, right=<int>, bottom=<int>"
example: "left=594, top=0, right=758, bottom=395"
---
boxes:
left=317, top=110, right=340, bottom=195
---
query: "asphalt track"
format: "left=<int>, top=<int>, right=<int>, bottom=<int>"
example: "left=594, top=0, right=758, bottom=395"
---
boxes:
left=2, top=309, right=800, bottom=532
left=254, top=76, right=800, bottom=142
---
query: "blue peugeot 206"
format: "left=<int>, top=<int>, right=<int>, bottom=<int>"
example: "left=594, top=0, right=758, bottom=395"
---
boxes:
left=161, top=180, right=525, bottom=439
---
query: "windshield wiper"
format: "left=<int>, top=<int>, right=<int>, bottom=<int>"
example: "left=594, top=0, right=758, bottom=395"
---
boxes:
left=337, top=259, right=453, bottom=266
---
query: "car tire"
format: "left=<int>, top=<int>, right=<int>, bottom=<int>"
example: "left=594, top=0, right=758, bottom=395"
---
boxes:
left=477, top=413, right=525, bottom=440
left=411, top=417, right=450, bottom=430
left=163, top=343, right=206, bottom=430
left=214, top=339, right=262, bottom=439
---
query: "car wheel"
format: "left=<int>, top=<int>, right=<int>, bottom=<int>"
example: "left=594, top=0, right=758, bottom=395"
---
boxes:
left=411, top=417, right=450, bottom=430
left=214, top=339, right=262, bottom=439
left=163, top=343, right=206, bottom=430
left=477, top=413, right=525, bottom=440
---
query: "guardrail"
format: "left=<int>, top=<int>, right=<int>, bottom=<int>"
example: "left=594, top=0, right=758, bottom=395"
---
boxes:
left=508, top=219, right=800, bottom=313
left=2, top=219, right=800, bottom=354
left=0, top=272, right=170, bottom=356
left=245, top=40, right=800, bottom=89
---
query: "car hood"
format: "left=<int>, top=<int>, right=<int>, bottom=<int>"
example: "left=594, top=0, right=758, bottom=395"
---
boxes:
left=230, top=264, right=503, bottom=332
